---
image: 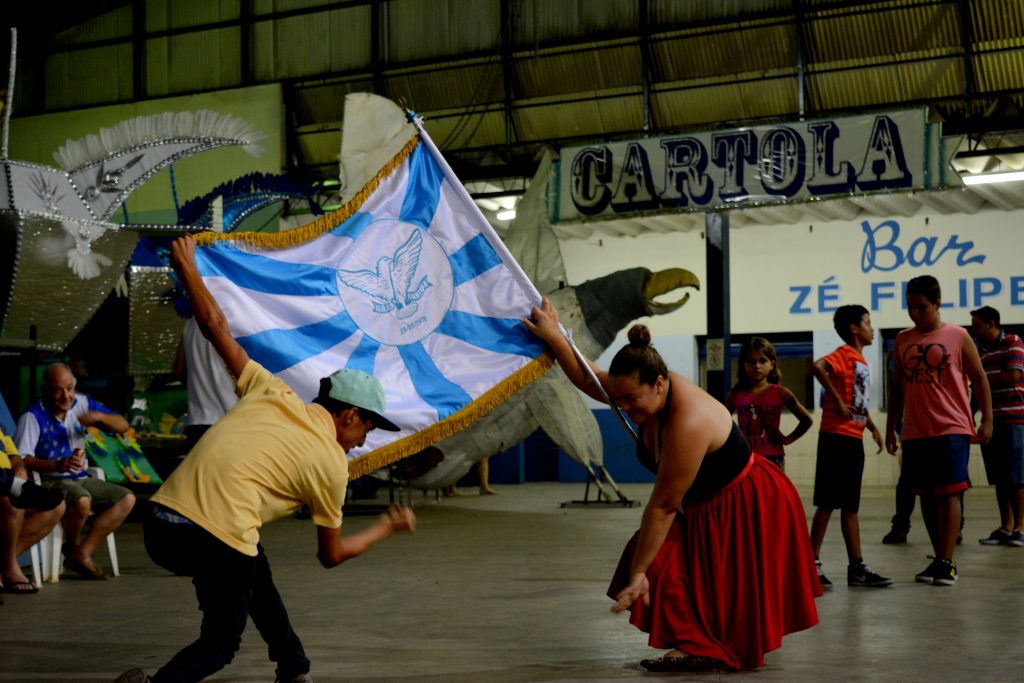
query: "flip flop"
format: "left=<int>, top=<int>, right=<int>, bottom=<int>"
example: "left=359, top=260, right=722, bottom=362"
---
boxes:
left=63, top=556, right=107, bottom=581
left=1, top=581, right=40, bottom=595
left=640, top=654, right=725, bottom=672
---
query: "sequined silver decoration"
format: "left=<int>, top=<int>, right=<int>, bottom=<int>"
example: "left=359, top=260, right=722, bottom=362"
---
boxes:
left=128, top=266, right=184, bottom=375
left=0, top=210, right=138, bottom=350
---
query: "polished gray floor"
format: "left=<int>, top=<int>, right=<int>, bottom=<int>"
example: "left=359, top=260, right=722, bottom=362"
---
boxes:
left=1, top=482, right=1022, bottom=683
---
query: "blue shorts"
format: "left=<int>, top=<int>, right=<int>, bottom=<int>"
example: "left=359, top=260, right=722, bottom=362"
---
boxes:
left=981, top=423, right=1024, bottom=488
left=901, top=435, right=970, bottom=496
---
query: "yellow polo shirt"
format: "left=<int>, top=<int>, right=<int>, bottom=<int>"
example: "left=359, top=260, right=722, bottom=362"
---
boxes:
left=151, top=360, right=349, bottom=557
left=0, top=430, right=15, bottom=469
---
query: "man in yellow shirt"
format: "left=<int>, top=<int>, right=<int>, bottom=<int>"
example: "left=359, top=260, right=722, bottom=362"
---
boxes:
left=116, top=236, right=416, bottom=683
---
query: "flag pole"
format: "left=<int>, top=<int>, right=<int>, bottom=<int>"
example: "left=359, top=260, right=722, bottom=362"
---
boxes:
left=560, top=325, right=638, bottom=443
left=560, top=325, right=638, bottom=506
left=411, top=110, right=637, bottom=506
left=408, top=114, right=541, bottom=305
left=409, top=110, right=639, bottom=445
left=412, top=110, right=639, bottom=446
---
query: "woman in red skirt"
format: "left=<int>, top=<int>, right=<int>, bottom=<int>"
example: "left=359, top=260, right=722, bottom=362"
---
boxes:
left=524, top=299, right=820, bottom=671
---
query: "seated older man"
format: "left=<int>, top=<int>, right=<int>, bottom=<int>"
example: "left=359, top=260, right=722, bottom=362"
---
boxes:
left=15, top=363, right=135, bottom=580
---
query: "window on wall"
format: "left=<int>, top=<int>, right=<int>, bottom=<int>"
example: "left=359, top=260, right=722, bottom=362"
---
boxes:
left=736, top=333, right=815, bottom=410
left=698, top=332, right=815, bottom=407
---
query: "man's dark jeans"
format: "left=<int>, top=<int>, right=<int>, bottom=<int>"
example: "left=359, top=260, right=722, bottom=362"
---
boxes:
left=143, top=511, right=310, bottom=683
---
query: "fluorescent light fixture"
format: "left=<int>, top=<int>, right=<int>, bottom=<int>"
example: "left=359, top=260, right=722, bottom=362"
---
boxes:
left=962, top=170, right=1024, bottom=186
left=496, top=209, right=516, bottom=221
left=475, top=198, right=501, bottom=211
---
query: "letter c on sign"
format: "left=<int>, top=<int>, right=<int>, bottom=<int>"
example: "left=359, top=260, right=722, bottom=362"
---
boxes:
left=571, top=147, right=613, bottom=216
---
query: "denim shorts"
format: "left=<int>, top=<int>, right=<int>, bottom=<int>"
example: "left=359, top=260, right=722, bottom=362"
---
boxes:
left=981, top=423, right=1024, bottom=487
left=901, top=434, right=970, bottom=495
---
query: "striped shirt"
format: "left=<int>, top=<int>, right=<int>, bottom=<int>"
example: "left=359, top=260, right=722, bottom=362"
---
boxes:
left=977, top=330, right=1024, bottom=424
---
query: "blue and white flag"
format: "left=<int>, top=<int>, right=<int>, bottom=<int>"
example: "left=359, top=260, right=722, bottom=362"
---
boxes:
left=194, top=122, right=551, bottom=477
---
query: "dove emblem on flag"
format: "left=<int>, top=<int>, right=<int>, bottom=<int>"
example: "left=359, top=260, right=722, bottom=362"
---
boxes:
left=338, top=228, right=432, bottom=320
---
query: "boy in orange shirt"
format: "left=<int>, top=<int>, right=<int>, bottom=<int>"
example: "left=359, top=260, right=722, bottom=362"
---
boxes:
left=810, top=305, right=891, bottom=588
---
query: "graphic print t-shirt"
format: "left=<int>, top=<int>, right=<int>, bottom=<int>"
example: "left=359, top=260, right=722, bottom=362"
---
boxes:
left=819, top=345, right=870, bottom=439
left=896, top=323, right=974, bottom=441
left=734, top=384, right=786, bottom=457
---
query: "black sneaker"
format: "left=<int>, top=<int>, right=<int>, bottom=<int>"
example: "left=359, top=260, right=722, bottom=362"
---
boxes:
left=979, top=528, right=1013, bottom=546
left=915, top=556, right=938, bottom=583
left=881, top=528, right=908, bottom=545
left=848, top=562, right=894, bottom=587
left=815, top=560, right=833, bottom=590
left=10, top=481, right=65, bottom=511
left=932, top=558, right=957, bottom=586
left=1008, top=530, right=1024, bottom=548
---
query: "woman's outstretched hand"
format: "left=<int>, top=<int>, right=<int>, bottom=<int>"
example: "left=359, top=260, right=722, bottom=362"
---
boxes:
left=611, top=572, right=650, bottom=613
left=522, top=297, right=561, bottom=343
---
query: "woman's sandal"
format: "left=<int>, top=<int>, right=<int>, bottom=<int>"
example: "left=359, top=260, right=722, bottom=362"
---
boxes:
left=640, top=653, right=725, bottom=672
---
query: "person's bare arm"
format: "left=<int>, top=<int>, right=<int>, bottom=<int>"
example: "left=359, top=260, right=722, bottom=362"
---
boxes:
left=865, top=415, right=883, bottom=454
left=522, top=297, right=611, bottom=404
left=812, top=358, right=851, bottom=421
left=79, top=410, right=129, bottom=434
left=885, top=352, right=905, bottom=455
left=611, top=394, right=712, bottom=613
left=315, top=505, right=416, bottom=568
left=963, top=338, right=993, bottom=445
left=170, top=236, right=249, bottom=379
left=780, top=387, right=814, bottom=445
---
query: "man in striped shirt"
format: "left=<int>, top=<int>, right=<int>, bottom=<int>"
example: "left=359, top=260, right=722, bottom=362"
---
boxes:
left=970, top=306, right=1024, bottom=547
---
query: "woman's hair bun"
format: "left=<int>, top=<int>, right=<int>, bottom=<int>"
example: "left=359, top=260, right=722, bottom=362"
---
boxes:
left=627, top=324, right=651, bottom=347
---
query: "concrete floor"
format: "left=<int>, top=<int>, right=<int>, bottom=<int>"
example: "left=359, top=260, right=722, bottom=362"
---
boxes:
left=1, top=482, right=1023, bottom=683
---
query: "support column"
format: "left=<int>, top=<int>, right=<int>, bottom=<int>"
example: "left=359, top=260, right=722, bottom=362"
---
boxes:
left=704, top=211, right=730, bottom=401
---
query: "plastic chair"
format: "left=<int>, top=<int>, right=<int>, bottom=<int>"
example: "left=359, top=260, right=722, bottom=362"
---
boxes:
left=28, top=468, right=120, bottom=583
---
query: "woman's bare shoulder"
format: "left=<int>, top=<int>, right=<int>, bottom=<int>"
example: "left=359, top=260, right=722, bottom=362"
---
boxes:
left=667, top=373, right=733, bottom=449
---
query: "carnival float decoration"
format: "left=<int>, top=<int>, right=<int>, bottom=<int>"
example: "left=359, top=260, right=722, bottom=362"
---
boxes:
left=0, top=29, right=265, bottom=352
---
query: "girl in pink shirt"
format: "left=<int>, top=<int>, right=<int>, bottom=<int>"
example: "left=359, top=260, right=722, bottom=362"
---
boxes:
left=726, top=337, right=813, bottom=470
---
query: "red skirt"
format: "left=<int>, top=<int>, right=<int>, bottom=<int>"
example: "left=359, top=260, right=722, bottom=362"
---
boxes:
left=608, top=454, right=821, bottom=670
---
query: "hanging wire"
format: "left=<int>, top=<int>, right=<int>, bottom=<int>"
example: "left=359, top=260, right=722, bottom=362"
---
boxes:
left=438, top=10, right=511, bottom=150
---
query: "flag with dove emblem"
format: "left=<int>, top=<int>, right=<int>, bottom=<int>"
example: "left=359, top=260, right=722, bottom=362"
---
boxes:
left=192, top=121, right=551, bottom=477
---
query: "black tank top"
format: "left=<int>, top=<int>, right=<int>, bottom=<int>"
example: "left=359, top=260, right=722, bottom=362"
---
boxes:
left=635, top=387, right=751, bottom=502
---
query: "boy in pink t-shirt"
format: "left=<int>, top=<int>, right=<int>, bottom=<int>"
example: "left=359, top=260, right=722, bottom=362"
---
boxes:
left=885, top=275, right=992, bottom=586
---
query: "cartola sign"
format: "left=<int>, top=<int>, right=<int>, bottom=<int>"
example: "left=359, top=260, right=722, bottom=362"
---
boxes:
left=557, top=110, right=952, bottom=222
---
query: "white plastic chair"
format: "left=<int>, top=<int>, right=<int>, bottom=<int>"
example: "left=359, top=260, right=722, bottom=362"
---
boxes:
left=28, top=468, right=120, bottom=584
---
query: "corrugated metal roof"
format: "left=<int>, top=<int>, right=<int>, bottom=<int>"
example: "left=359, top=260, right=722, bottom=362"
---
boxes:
left=654, top=22, right=795, bottom=82
left=514, top=41, right=640, bottom=98
left=9, top=0, right=1024, bottom=196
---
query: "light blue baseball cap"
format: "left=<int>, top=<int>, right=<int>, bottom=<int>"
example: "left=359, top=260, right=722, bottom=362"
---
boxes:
left=319, top=368, right=401, bottom=431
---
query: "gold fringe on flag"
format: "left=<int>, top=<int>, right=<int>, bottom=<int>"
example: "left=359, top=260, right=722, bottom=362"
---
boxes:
left=347, top=352, right=555, bottom=480
left=194, top=134, right=421, bottom=249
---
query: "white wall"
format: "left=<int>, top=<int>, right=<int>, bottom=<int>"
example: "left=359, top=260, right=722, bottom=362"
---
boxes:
left=557, top=205, right=1017, bottom=488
